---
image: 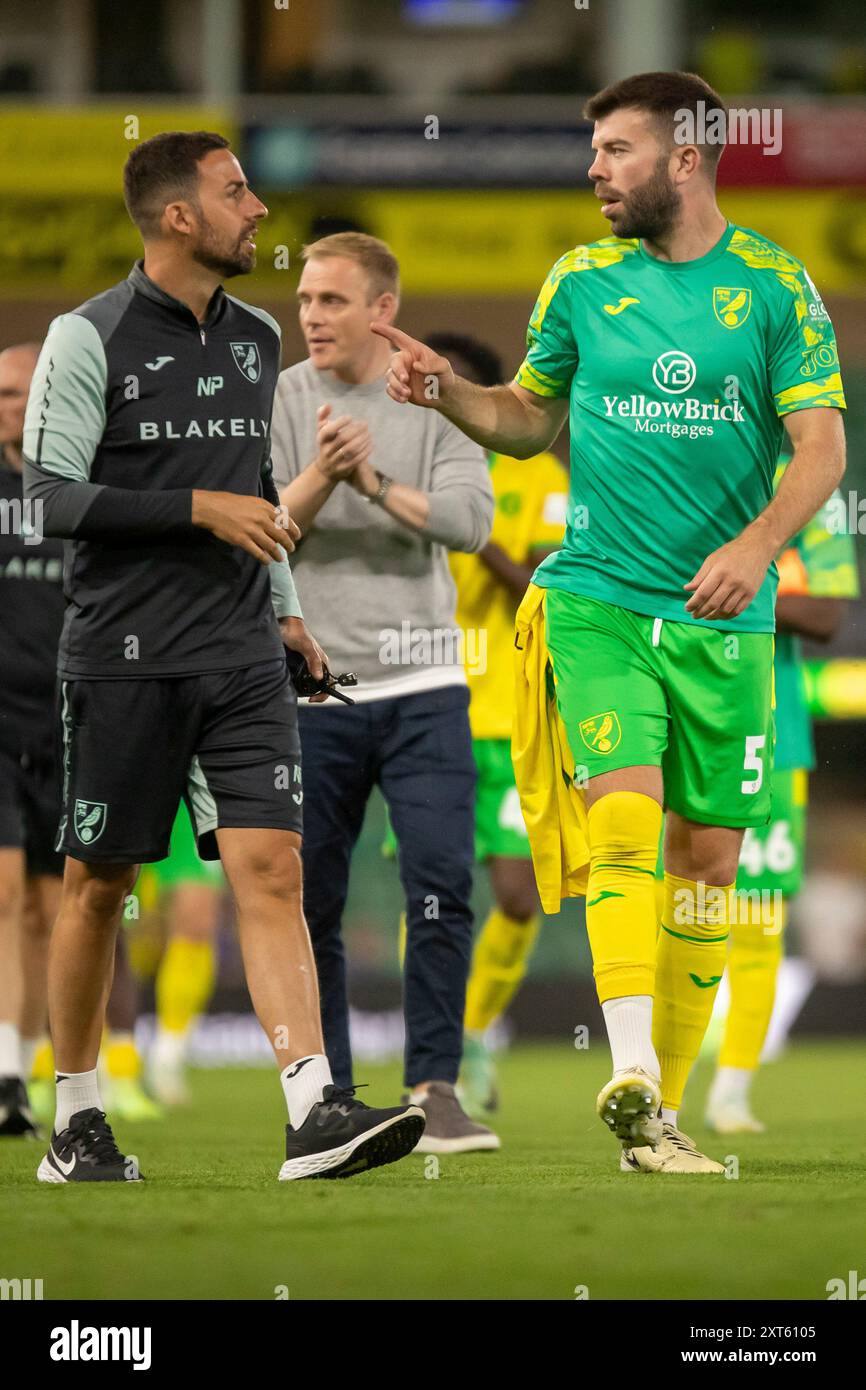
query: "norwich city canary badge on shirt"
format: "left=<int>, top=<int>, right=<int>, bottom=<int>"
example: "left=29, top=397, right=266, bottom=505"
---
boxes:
left=713, top=287, right=752, bottom=330
left=230, top=341, right=262, bottom=382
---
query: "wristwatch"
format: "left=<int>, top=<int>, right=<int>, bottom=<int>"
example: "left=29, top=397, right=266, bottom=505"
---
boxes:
left=370, top=470, right=393, bottom=506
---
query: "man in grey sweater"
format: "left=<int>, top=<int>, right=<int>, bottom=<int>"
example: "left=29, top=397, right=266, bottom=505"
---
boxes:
left=271, top=233, right=498, bottom=1153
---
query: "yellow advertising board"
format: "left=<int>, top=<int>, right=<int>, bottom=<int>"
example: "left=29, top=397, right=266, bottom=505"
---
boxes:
left=0, top=108, right=862, bottom=300
left=0, top=106, right=235, bottom=295
left=0, top=106, right=234, bottom=194
left=355, top=189, right=866, bottom=296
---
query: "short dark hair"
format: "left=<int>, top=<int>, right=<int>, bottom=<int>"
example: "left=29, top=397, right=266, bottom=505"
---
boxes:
left=425, top=332, right=504, bottom=388
left=584, top=71, right=727, bottom=177
left=123, top=131, right=230, bottom=238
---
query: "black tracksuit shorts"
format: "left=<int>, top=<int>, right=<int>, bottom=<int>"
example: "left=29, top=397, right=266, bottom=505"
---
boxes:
left=56, top=658, right=303, bottom=864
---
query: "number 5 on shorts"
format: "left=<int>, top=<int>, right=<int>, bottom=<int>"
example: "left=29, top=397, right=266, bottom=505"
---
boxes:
left=741, top=734, right=766, bottom=795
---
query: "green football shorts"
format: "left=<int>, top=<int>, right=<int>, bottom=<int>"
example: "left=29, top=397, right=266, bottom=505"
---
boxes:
left=736, top=766, right=807, bottom=897
left=473, top=738, right=531, bottom=861
left=544, top=589, right=775, bottom=829
left=381, top=739, right=531, bottom=862
left=151, top=804, right=224, bottom=890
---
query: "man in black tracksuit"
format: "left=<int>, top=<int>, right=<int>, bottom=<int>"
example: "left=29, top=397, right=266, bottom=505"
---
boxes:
left=22, top=130, right=423, bottom=1183
left=0, top=341, right=64, bottom=1137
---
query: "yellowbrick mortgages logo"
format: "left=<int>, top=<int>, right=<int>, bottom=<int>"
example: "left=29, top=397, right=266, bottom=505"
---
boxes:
left=713, top=287, right=752, bottom=329
left=579, top=711, right=621, bottom=754
left=602, top=350, right=746, bottom=439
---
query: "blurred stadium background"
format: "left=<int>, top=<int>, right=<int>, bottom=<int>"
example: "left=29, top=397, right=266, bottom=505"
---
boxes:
left=3, top=0, right=865, bottom=1062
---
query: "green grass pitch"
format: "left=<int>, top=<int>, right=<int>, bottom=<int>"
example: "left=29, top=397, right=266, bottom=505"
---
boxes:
left=2, top=1040, right=864, bottom=1301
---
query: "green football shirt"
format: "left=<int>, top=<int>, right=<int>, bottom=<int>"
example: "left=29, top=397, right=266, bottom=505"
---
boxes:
left=517, top=223, right=846, bottom=633
left=772, top=460, right=859, bottom=771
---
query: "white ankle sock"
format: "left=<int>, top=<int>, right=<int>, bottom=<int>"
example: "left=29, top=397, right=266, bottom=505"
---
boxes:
left=601, top=996, right=659, bottom=1079
left=151, top=1027, right=188, bottom=1070
left=710, top=1065, right=753, bottom=1107
left=54, top=1068, right=103, bottom=1131
left=20, top=1036, right=39, bottom=1081
left=661, top=1106, right=679, bottom=1127
left=0, top=1022, right=21, bottom=1077
left=281, top=1054, right=332, bottom=1129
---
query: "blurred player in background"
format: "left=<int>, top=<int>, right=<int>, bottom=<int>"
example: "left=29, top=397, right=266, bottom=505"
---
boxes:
left=273, top=234, right=500, bottom=1154
left=0, top=342, right=156, bottom=1133
left=704, top=460, right=858, bottom=1133
left=31, top=937, right=163, bottom=1128
left=376, top=71, right=846, bottom=1174
left=423, top=332, right=567, bottom=1114
left=100, top=933, right=162, bottom=1121
left=0, top=341, right=60, bottom=1138
left=146, top=805, right=222, bottom=1106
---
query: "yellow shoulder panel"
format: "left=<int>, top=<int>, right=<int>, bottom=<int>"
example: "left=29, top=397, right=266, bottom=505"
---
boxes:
left=727, top=228, right=802, bottom=277
left=726, top=227, right=811, bottom=305
left=528, top=239, right=639, bottom=334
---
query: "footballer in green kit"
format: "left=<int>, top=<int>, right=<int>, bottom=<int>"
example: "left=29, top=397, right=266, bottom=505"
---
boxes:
left=703, top=463, right=859, bottom=1134
left=375, top=69, right=847, bottom=1175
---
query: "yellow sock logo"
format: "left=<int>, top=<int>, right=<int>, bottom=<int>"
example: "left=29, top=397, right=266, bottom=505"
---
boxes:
left=689, top=972, right=722, bottom=988
left=587, top=890, right=625, bottom=907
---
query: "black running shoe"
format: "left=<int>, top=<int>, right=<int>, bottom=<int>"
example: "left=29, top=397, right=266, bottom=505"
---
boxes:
left=36, top=1107, right=144, bottom=1183
left=279, top=1084, right=425, bottom=1181
left=0, top=1077, right=41, bottom=1139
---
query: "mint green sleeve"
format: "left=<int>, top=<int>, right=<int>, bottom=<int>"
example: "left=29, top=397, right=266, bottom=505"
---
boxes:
left=23, top=313, right=193, bottom=536
left=268, top=548, right=303, bottom=620
left=259, top=454, right=303, bottom=621
left=23, top=313, right=106, bottom=480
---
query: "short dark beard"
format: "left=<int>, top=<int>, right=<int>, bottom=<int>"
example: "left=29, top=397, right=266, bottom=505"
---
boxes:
left=610, top=153, right=681, bottom=241
left=191, top=216, right=254, bottom=280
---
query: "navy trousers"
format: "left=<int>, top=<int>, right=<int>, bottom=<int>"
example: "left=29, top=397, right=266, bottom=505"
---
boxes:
left=297, top=684, right=476, bottom=1088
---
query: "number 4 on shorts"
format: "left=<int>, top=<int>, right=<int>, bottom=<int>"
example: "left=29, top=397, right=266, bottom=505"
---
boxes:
left=741, top=734, right=766, bottom=795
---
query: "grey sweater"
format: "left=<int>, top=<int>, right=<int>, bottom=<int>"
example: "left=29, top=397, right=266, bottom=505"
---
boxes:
left=270, top=360, right=493, bottom=697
